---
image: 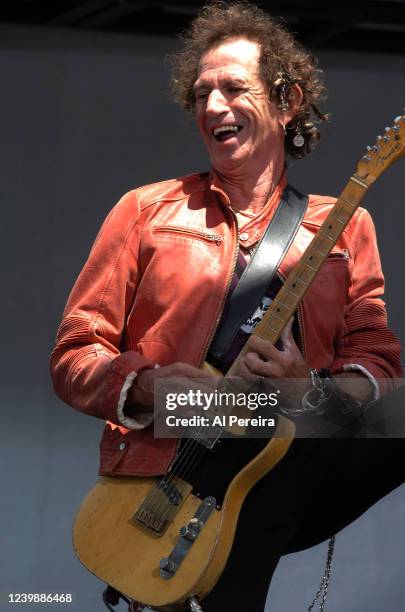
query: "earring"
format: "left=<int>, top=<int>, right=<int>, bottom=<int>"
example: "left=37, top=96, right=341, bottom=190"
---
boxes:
left=292, top=124, right=305, bottom=147
left=280, top=122, right=287, bottom=135
left=278, top=83, right=290, bottom=112
left=274, top=73, right=290, bottom=111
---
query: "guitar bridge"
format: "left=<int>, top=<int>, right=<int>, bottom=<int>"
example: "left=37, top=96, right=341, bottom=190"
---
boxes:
left=131, top=476, right=192, bottom=536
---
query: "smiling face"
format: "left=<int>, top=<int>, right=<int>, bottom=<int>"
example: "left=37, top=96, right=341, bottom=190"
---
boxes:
left=193, top=38, right=286, bottom=177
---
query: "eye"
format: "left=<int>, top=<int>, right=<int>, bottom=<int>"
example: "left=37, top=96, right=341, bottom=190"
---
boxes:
left=196, top=91, right=209, bottom=101
left=227, top=86, right=245, bottom=94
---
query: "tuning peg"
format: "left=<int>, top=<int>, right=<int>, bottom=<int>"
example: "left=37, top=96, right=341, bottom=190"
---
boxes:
left=384, top=127, right=391, bottom=133
left=394, top=116, right=402, bottom=123
left=362, top=154, right=371, bottom=162
left=372, top=144, right=380, bottom=152
left=366, top=145, right=373, bottom=152
left=377, top=135, right=383, bottom=141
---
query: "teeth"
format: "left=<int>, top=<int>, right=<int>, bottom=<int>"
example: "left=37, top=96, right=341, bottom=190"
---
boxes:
left=213, top=125, right=239, bottom=136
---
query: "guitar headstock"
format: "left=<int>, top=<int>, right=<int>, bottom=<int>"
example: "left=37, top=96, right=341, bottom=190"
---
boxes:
left=356, top=112, right=405, bottom=184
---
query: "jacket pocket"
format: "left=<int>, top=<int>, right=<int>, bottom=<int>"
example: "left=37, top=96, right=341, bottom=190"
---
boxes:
left=153, top=225, right=222, bottom=246
left=327, top=249, right=350, bottom=260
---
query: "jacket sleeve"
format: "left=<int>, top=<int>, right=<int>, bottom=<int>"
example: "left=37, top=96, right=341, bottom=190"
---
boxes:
left=50, top=190, right=155, bottom=428
left=331, top=208, right=402, bottom=395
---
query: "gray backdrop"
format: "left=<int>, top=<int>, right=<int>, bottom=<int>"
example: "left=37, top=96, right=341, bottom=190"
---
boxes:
left=1, top=22, right=405, bottom=612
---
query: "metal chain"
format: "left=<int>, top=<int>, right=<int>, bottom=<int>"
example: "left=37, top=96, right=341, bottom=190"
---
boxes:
left=307, top=536, right=336, bottom=612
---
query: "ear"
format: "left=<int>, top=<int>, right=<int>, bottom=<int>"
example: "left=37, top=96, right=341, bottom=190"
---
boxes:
left=283, top=84, right=304, bottom=125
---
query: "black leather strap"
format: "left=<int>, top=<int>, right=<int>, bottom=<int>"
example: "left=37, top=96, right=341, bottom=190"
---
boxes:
left=209, top=184, right=308, bottom=361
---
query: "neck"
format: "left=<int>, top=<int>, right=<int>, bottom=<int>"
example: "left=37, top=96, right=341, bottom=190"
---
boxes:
left=215, top=157, right=285, bottom=212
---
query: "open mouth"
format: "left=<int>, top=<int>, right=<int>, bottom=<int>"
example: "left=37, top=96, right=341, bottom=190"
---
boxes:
left=212, top=125, right=243, bottom=142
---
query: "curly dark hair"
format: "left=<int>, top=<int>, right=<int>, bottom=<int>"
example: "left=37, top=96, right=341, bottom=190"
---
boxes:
left=169, top=1, right=328, bottom=159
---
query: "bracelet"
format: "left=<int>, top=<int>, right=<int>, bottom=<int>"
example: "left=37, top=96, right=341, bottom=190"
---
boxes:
left=301, top=368, right=334, bottom=414
left=278, top=369, right=334, bottom=417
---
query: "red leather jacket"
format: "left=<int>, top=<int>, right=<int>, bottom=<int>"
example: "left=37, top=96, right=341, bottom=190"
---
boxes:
left=50, top=172, right=402, bottom=476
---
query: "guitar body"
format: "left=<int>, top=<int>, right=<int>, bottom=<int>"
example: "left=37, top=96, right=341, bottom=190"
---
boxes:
left=73, top=415, right=294, bottom=609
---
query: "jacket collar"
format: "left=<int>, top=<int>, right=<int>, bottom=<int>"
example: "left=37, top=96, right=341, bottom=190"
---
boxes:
left=207, top=168, right=288, bottom=248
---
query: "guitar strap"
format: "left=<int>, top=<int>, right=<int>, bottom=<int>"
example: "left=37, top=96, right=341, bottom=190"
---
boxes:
left=209, top=183, right=308, bottom=362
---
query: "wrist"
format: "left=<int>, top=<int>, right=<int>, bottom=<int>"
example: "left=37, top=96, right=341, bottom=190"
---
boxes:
left=126, top=367, right=154, bottom=409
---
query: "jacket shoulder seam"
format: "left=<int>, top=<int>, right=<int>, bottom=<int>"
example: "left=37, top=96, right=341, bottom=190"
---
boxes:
left=135, top=173, right=210, bottom=211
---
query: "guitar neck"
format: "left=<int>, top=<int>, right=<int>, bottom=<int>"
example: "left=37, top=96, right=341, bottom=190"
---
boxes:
left=227, top=176, right=369, bottom=376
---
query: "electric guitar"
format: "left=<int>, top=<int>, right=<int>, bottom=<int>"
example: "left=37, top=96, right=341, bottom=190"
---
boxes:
left=73, top=114, right=405, bottom=611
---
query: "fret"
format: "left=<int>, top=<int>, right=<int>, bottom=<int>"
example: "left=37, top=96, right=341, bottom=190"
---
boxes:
left=315, top=234, right=331, bottom=249
left=340, top=195, right=357, bottom=208
left=312, top=246, right=328, bottom=257
left=319, top=232, right=334, bottom=242
left=296, top=268, right=313, bottom=283
left=340, top=205, right=354, bottom=215
left=278, top=295, right=297, bottom=310
left=269, top=301, right=291, bottom=321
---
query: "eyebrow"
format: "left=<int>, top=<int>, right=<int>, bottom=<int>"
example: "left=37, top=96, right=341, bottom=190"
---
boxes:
left=193, top=75, right=247, bottom=91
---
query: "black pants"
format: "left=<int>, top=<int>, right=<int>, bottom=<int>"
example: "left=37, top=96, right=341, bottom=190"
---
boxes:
left=202, top=435, right=405, bottom=611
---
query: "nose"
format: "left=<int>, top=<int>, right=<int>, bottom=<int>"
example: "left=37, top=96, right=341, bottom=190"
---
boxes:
left=205, top=89, right=229, bottom=115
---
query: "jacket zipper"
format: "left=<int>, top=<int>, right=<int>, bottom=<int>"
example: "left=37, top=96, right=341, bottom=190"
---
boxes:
left=167, top=212, right=238, bottom=472
left=328, top=249, right=349, bottom=260
left=198, top=209, right=240, bottom=368
left=153, top=225, right=223, bottom=246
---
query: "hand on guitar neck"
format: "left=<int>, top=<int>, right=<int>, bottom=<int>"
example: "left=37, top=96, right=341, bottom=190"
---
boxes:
left=235, top=317, right=373, bottom=403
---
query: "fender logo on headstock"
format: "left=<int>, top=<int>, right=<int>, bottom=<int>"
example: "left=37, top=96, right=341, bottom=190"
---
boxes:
left=377, top=139, right=402, bottom=167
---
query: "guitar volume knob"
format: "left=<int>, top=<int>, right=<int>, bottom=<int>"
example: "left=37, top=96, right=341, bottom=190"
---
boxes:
left=159, top=557, right=177, bottom=576
left=180, top=525, right=198, bottom=541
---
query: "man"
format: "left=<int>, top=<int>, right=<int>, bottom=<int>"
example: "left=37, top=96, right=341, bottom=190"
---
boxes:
left=50, top=2, right=403, bottom=610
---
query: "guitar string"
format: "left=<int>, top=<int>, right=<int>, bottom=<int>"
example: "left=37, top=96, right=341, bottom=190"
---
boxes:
left=147, top=371, right=268, bottom=517
left=155, top=426, right=224, bottom=524
left=154, top=441, right=207, bottom=522
left=146, top=422, right=213, bottom=517
left=150, top=416, right=222, bottom=515
left=147, top=375, right=231, bottom=517
left=147, top=431, right=209, bottom=520
left=144, top=436, right=201, bottom=517
left=152, top=377, right=235, bottom=513
left=149, top=418, right=224, bottom=519
left=141, top=376, right=222, bottom=517
left=163, top=420, right=224, bottom=491
left=154, top=383, right=250, bottom=522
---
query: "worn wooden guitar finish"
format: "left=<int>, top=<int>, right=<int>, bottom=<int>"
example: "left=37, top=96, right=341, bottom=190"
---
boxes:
left=73, top=116, right=405, bottom=610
